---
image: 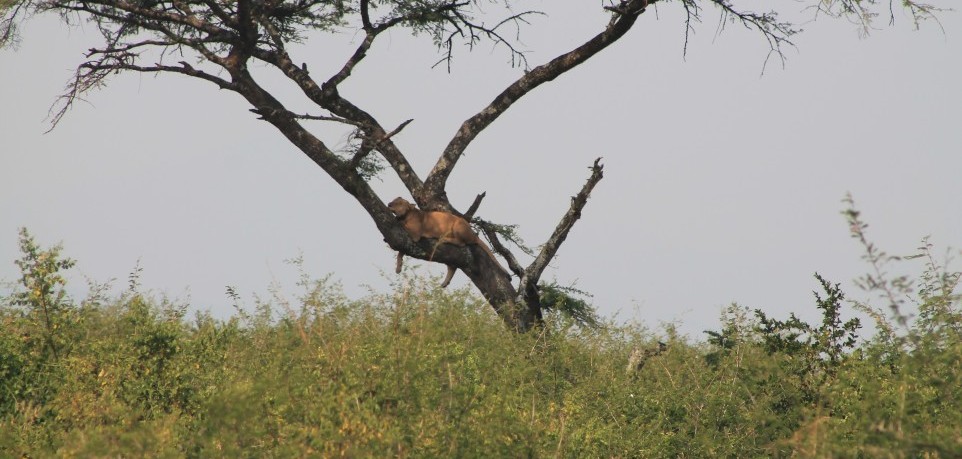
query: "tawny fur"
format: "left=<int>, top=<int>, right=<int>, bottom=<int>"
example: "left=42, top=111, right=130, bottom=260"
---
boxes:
left=388, top=197, right=503, bottom=287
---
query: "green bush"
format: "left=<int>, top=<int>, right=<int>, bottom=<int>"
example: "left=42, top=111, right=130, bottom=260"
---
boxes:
left=1, top=219, right=960, bottom=457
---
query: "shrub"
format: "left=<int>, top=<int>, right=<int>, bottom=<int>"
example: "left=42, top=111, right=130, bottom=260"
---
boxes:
left=1, top=214, right=960, bottom=456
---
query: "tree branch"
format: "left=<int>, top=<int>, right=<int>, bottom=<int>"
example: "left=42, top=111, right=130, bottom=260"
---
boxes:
left=460, top=191, right=523, bottom=277
left=480, top=223, right=524, bottom=278
left=348, top=118, right=413, bottom=172
left=463, top=191, right=486, bottom=220
left=229, top=68, right=348, bottom=172
left=384, top=118, right=414, bottom=140
left=85, top=39, right=174, bottom=57
left=198, top=0, right=232, bottom=25
left=433, top=8, right=540, bottom=72
left=422, top=0, right=649, bottom=197
left=289, top=112, right=362, bottom=126
left=76, top=0, right=227, bottom=36
left=359, top=0, right=372, bottom=31
left=251, top=45, right=424, bottom=193
left=523, top=158, right=604, bottom=289
left=324, top=32, right=375, bottom=90
left=50, top=59, right=232, bottom=129
left=707, top=0, right=798, bottom=72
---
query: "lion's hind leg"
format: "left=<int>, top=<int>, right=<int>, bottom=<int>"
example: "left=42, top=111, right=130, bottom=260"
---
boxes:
left=395, top=251, right=404, bottom=274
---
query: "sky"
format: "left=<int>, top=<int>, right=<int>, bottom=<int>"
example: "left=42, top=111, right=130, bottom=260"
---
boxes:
left=1, top=1, right=960, bottom=337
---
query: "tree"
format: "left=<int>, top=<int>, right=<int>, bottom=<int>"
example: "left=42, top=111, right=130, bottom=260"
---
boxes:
left=0, top=0, right=945, bottom=331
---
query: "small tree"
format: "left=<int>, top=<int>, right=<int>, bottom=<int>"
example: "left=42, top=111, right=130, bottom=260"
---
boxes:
left=1, top=0, right=944, bottom=331
left=10, top=228, right=76, bottom=361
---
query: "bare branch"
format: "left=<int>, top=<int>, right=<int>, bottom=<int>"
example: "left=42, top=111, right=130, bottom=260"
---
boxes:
left=423, top=0, right=649, bottom=197
left=290, top=112, right=362, bottom=126
left=464, top=192, right=486, bottom=220
left=229, top=68, right=355, bottom=183
left=384, top=118, right=413, bottom=140
left=324, top=32, right=375, bottom=89
left=523, top=158, right=604, bottom=288
left=85, top=39, right=175, bottom=57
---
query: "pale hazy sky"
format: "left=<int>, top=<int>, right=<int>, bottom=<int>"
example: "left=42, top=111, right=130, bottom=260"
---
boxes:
left=2, top=2, right=960, bottom=336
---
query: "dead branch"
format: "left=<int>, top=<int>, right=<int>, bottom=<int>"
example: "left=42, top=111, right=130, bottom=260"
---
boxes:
left=384, top=118, right=413, bottom=141
left=463, top=192, right=486, bottom=220
left=290, top=112, right=361, bottom=126
left=522, top=158, right=604, bottom=289
left=85, top=39, right=174, bottom=57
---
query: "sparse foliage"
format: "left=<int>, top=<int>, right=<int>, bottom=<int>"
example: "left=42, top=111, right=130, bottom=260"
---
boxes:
left=538, top=281, right=599, bottom=329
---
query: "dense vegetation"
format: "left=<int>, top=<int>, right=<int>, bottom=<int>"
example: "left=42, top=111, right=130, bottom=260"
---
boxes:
left=2, top=204, right=960, bottom=457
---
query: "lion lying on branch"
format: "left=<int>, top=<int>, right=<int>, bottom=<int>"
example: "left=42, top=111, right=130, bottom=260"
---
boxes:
left=388, top=197, right=503, bottom=287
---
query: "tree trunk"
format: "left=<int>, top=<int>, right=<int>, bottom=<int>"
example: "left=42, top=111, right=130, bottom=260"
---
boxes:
left=382, top=211, right=541, bottom=331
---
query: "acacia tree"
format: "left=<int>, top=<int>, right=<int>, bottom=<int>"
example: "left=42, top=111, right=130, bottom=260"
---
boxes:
left=0, top=0, right=944, bottom=331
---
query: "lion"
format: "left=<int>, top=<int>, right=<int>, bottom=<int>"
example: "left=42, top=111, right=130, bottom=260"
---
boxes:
left=387, top=197, right=503, bottom=287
